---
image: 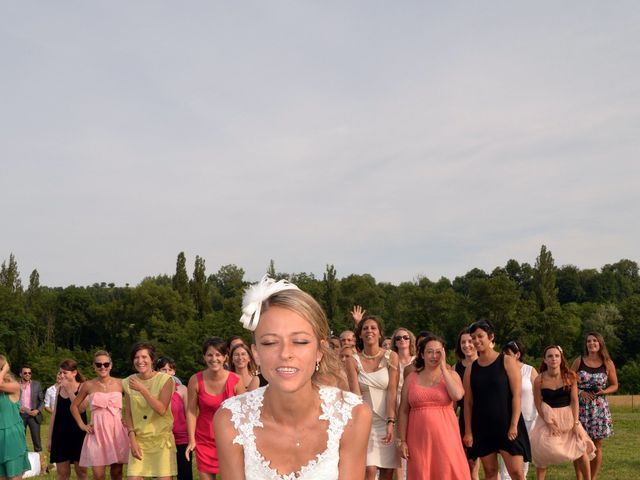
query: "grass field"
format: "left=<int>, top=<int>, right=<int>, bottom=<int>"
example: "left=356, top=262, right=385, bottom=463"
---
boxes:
left=27, top=403, right=640, bottom=479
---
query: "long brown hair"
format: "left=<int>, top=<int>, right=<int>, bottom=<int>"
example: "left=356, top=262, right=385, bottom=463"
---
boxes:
left=229, top=343, right=258, bottom=376
left=583, top=331, right=611, bottom=364
left=355, top=315, right=384, bottom=351
left=414, top=334, right=445, bottom=372
left=540, top=346, right=576, bottom=390
left=59, top=359, right=86, bottom=383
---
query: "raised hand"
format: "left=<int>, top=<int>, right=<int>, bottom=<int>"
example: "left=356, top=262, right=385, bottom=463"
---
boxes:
left=351, top=305, right=366, bottom=324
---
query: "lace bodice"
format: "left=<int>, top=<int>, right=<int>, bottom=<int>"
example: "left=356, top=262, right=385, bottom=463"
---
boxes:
left=221, top=385, right=362, bottom=479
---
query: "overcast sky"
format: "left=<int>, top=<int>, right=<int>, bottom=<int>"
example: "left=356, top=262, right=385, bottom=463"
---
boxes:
left=2, top=2, right=639, bottom=287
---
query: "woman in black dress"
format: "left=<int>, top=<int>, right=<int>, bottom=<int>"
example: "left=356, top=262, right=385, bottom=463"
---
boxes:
left=462, top=320, right=530, bottom=480
left=454, top=327, right=480, bottom=480
left=47, top=359, right=89, bottom=480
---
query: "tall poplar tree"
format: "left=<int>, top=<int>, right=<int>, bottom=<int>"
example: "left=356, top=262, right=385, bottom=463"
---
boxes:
left=533, top=245, right=559, bottom=311
left=172, top=252, right=190, bottom=300
left=191, top=255, right=211, bottom=317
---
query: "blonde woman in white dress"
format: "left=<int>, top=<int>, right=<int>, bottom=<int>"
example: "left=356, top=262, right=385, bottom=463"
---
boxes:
left=214, top=276, right=372, bottom=480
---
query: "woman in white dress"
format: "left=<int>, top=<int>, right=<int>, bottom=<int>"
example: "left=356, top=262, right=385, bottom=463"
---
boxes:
left=214, top=276, right=372, bottom=480
left=346, top=316, right=400, bottom=480
left=499, top=340, right=538, bottom=480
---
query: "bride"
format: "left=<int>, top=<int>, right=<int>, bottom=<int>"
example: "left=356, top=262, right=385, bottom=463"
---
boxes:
left=214, top=276, right=372, bottom=480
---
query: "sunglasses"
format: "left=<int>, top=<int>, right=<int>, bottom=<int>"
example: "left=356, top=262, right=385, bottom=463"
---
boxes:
left=22, top=372, right=32, bottom=375
left=394, top=335, right=410, bottom=341
left=94, top=362, right=111, bottom=369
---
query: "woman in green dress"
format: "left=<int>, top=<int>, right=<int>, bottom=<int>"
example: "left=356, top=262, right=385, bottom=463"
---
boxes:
left=0, top=355, right=30, bottom=480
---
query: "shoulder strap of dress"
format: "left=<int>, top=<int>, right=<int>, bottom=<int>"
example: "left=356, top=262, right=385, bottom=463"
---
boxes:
left=320, top=387, right=362, bottom=442
left=352, top=353, right=365, bottom=373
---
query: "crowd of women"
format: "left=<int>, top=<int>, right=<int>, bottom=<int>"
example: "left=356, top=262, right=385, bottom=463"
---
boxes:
left=0, top=276, right=618, bottom=480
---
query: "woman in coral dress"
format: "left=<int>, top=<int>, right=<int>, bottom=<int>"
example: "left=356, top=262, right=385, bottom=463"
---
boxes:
left=71, top=350, right=128, bottom=480
left=530, top=346, right=595, bottom=480
left=398, top=334, right=470, bottom=480
left=186, top=337, right=245, bottom=480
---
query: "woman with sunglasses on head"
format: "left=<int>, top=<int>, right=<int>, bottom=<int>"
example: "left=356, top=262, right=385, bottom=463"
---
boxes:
left=570, top=332, right=617, bottom=480
left=347, top=315, right=400, bottom=480
left=48, top=359, right=89, bottom=480
left=462, top=320, right=530, bottom=480
left=454, top=327, right=480, bottom=480
left=71, top=351, right=128, bottom=480
left=215, top=276, right=372, bottom=480
left=530, top=346, right=595, bottom=479
left=499, top=340, right=538, bottom=480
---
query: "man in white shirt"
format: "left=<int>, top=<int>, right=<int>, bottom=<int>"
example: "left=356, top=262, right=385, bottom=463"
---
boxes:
left=44, top=371, right=62, bottom=414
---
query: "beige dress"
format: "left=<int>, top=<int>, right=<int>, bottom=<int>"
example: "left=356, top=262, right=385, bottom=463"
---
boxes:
left=354, top=352, right=400, bottom=469
left=529, top=386, right=595, bottom=468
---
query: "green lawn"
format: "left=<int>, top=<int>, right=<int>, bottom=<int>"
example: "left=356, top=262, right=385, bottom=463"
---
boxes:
left=28, top=406, right=639, bottom=479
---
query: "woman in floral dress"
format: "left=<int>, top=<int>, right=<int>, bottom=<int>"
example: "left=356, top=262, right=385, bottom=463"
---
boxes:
left=571, top=332, right=618, bottom=480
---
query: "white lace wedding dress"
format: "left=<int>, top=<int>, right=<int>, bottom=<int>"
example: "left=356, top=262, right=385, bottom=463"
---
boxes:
left=221, top=385, right=362, bottom=479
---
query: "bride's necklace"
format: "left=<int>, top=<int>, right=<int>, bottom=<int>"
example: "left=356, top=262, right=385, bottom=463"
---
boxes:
left=361, top=349, right=382, bottom=360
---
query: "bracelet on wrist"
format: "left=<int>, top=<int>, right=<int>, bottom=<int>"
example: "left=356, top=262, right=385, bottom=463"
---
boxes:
left=386, top=418, right=396, bottom=424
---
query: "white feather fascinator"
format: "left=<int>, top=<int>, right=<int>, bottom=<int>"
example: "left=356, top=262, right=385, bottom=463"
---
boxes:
left=239, top=275, right=300, bottom=331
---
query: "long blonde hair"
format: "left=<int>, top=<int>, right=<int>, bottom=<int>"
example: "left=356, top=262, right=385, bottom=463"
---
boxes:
left=260, top=289, right=346, bottom=388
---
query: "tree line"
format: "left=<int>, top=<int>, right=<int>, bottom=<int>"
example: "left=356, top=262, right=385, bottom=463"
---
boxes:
left=1, top=247, right=639, bottom=392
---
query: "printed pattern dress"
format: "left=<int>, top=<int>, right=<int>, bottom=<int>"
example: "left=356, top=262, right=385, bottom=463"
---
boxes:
left=576, top=358, right=613, bottom=439
left=221, top=385, right=362, bottom=480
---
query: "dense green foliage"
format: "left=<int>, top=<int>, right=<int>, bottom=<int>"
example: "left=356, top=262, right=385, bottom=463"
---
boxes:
left=1, top=248, right=639, bottom=391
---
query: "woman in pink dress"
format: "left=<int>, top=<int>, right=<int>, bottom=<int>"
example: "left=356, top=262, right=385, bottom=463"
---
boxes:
left=398, top=334, right=470, bottom=480
left=186, top=337, right=245, bottom=480
left=156, top=357, right=191, bottom=480
left=71, top=351, right=128, bottom=480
